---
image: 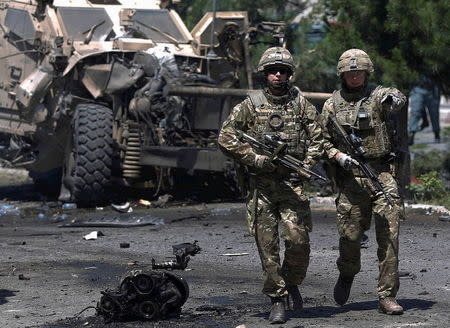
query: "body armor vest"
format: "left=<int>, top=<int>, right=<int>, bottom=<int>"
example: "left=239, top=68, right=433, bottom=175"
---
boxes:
left=247, top=87, right=307, bottom=160
left=332, top=85, right=392, bottom=159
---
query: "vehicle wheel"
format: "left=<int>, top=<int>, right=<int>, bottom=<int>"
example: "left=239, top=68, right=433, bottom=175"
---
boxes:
left=63, top=103, right=113, bottom=206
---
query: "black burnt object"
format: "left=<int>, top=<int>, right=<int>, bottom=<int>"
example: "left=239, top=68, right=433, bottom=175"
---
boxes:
left=96, top=241, right=200, bottom=323
left=151, top=240, right=201, bottom=270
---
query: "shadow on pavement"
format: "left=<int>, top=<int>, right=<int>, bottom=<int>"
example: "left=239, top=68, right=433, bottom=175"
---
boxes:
left=0, top=184, right=42, bottom=201
left=297, top=298, right=436, bottom=318
left=0, top=288, right=17, bottom=305
left=252, top=298, right=436, bottom=320
left=398, top=298, right=436, bottom=311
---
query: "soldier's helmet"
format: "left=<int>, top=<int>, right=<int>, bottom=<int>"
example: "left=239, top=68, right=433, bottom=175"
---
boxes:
left=337, top=49, right=374, bottom=76
left=257, top=47, right=295, bottom=75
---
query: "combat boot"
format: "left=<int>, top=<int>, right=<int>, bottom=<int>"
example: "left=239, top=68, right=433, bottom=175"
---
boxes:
left=268, top=297, right=286, bottom=324
left=333, top=274, right=354, bottom=306
left=378, top=297, right=404, bottom=315
left=286, top=285, right=303, bottom=312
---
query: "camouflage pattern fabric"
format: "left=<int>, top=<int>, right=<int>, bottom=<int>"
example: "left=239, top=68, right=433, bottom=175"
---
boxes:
left=336, top=48, right=374, bottom=76
left=248, top=177, right=311, bottom=297
left=257, top=47, right=296, bottom=74
left=321, top=85, right=406, bottom=160
left=218, top=86, right=325, bottom=297
left=321, top=84, right=406, bottom=299
left=335, top=173, right=403, bottom=298
left=218, top=87, right=324, bottom=167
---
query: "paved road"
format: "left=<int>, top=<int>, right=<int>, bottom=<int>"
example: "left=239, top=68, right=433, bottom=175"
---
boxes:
left=0, top=179, right=449, bottom=328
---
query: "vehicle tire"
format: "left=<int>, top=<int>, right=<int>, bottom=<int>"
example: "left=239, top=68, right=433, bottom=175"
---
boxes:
left=66, top=103, right=113, bottom=206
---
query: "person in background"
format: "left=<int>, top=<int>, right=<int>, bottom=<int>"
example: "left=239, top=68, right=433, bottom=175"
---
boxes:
left=408, top=75, right=441, bottom=144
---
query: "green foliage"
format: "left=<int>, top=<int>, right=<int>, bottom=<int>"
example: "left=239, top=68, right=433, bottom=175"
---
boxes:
left=292, top=0, right=450, bottom=95
left=292, top=18, right=339, bottom=92
left=407, top=171, right=447, bottom=202
left=442, top=126, right=450, bottom=139
left=175, top=1, right=450, bottom=95
left=411, top=150, right=449, bottom=176
left=410, top=151, right=450, bottom=207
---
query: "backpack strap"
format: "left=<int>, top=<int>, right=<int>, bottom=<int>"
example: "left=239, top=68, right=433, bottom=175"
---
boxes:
left=247, top=89, right=267, bottom=109
left=288, top=86, right=303, bottom=116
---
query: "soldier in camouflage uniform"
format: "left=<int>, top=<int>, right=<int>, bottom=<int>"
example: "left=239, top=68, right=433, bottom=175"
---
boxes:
left=320, top=49, right=406, bottom=315
left=218, top=47, right=325, bottom=324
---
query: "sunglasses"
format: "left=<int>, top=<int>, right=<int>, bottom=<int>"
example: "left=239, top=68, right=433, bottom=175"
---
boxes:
left=266, top=67, right=289, bottom=75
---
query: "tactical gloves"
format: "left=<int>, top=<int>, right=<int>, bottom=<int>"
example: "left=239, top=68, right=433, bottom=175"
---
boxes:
left=289, top=172, right=302, bottom=186
left=254, top=154, right=276, bottom=172
left=335, top=152, right=359, bottom=170
left=381, top=94, right=404, bottom=108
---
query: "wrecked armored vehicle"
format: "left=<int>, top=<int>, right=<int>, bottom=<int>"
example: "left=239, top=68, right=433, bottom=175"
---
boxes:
left=0, top=0, right=326, bottom=205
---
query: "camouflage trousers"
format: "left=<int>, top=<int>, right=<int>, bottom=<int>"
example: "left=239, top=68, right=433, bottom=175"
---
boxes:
left=335, top=171, right=403, bottom=298
left=246, top=175, right=312, bottom=298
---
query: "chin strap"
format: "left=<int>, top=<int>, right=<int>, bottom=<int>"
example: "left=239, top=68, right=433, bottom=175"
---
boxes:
left=268, top=80, right=290, bottom=92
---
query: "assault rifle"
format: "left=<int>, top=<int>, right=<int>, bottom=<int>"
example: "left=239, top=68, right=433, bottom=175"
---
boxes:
left=238, top=131, right=327, bottom=182
left=328, top=115, right=394, bottom=206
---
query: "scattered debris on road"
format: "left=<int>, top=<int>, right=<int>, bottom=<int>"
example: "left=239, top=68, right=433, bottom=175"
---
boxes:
left=398, top=270, right=416, bottom=280
left=111, top=202, right=133, bottom=213
left=60, top=215, right=164, bottom=228
left=62, top=203, right=77, bottom=210
left=149, top=194, right=172, bottom=208
left=152, top=241, right=201, bottom=270
left=18, top=273, right=30, bottom=280
left=97, top=242, right=200, bottom=323
left=97, top=269, right=190, bottom=323
left=119, top=242, right=130, bottom=248
left=139, top=199, right=152, bottom=207
left=0, top=204, right=20, bottom=216
left=83, top=231, right=104, bottom=240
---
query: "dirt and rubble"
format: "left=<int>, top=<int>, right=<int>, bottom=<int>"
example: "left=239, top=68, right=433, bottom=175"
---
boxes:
left=0, top=169, right=449, bottom=328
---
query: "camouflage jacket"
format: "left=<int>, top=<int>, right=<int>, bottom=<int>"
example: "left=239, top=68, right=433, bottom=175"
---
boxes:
left=218, top=86, right=325, bottom=173
left=321, top=84, right=406, bottom=161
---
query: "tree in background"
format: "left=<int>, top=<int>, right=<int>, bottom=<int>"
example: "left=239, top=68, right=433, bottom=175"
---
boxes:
left=293, top=0, right=450, bottom=95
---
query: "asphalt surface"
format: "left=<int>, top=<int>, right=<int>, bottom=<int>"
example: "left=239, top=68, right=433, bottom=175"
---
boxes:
left=0, top=172, right=449, bottom=328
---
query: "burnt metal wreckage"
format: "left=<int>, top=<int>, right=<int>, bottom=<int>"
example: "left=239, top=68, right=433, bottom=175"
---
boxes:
left=96, top=241, right=201, bottom=322
left=0, top=0, right=330, bottom=206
